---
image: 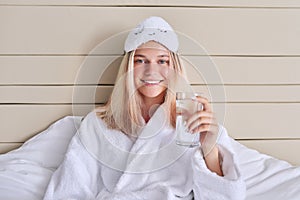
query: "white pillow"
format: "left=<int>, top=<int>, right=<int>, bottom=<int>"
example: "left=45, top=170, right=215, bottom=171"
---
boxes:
left=0, top=116, right=82, bottom=200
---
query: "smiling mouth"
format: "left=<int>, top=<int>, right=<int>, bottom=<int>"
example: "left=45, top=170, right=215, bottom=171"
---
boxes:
left=140, top=79, right=164, bottom=85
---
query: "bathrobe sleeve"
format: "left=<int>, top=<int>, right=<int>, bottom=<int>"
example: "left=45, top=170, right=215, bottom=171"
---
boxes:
left=43, top=133, right=102, bottom=200
left=192, top=125, right=246, bottom=200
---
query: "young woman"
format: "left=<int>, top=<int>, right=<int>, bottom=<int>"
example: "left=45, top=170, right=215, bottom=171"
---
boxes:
left=43, top=16, right=246, bottom=200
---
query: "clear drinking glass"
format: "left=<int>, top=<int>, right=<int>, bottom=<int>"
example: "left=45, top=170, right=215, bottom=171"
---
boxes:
left=176, top=92, right=203, bottom=147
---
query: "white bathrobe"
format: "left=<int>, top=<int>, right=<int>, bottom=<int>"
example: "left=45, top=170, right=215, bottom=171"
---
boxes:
left=43, top=105, right=246, bottom=200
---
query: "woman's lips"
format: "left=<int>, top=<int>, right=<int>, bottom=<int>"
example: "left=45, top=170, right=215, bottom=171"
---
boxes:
left=140, top=79, right=163, bottom=86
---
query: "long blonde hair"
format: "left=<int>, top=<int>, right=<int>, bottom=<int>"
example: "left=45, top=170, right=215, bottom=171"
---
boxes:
left=95, top=50, right=187, bottom=136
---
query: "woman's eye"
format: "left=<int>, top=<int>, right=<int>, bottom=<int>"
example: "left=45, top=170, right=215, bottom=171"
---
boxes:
left=158, top=60, right=169, bottom=65
left=135, top=59, right=145, bottom=64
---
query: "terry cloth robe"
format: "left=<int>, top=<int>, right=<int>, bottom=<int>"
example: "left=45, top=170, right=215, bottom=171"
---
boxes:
left=43, top=105, right=246, bottom=200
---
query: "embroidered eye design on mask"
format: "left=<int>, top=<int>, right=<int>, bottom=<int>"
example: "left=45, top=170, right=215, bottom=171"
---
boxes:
left=134, top=26, right=145, bottom=35
left=158, top=28, right=167, bottom=33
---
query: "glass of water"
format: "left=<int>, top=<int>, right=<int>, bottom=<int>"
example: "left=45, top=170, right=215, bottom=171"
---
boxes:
left=176, top=92, right=203, bottom=147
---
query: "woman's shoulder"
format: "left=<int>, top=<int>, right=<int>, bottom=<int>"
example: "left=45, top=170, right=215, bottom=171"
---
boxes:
left=79, top=109, right=126, bottom=137
left=80, top=109, right=107, bottom=126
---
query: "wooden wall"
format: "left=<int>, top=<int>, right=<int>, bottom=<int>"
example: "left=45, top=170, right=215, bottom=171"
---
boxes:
left=0, top=0, right=299, bottom=165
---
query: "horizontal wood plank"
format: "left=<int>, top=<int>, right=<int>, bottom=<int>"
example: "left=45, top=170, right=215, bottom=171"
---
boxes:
left=1, top=0, right=300, bottom=7
left=0, top=104, right=299, bottom=142
left=0, top=86, right=113, bottom=104
left=218, top=103, right=300, bottom=140
left=1, top=85, right=300, bottom=103
left=0, top=105, right=91, bottom=142
left=212, top=103, right=300, bottom=140
left=239, top=140, right=300, bottom=166
left=1, top=56, right=300, bottom=85
left=0, top=143, right=22, bottom=154
left=1, top=7, right=300, bottom=55
left=0, top=56, right=85, bottom=84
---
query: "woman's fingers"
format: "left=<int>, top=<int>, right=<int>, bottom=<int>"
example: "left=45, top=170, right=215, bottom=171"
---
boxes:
left=197, top=124, right=219, bottom=135
left=188, top=117, right=217, bottom=133
left=185, top=111, right=213, bottom=128
left=184, top=96, right=220, bottom=157
left=183, top=95, right=220, bottom=154
left=195, top=95, right=212, bottom=112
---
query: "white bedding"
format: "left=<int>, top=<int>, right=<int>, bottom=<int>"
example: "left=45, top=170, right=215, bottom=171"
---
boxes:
left=0, top=116, right=299, bottom=200
left=0, top=116, right=82, bottom=200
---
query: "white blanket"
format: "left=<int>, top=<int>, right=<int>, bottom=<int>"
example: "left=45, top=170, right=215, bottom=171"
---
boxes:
left=232, top=140, right=300, bottom=199
left=0, top=110, right=299, bottom=199
left=0, top=116, right=82, bottom=200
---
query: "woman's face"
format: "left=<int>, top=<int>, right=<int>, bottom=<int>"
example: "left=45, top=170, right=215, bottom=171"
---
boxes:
left=133, top=42, right=171, bottom=102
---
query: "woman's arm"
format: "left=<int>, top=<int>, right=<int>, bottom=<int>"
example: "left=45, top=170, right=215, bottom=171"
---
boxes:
left=186, top=96, right=223, bottom=175
left=192, top=126, right=246, bottom=200
left=203, top=146, right=223, bottom=176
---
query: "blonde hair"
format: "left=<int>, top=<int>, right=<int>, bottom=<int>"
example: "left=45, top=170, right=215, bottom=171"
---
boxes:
left=95, top=50, right=187, bottom=136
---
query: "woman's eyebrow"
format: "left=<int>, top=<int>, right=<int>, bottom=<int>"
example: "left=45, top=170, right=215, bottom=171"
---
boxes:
left=134, top=54, right=146, bottom=57
left=134, top=54, right=169, bottom=58
left=158, top=55, right=169, bottom=58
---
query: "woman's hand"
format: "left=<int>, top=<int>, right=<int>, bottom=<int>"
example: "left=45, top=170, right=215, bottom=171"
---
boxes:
left=185, top=96, right=219, bottom=155
left=186, top=96, right=223, bottom=176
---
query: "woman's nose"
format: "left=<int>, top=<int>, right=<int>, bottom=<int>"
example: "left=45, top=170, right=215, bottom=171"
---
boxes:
left=144, top=63, right=159, bottom=75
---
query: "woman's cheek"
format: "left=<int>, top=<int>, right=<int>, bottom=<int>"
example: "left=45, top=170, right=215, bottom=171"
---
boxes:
left=133, top=66, right=143, bottom=78
left=160, top=66, right=169, bottom=78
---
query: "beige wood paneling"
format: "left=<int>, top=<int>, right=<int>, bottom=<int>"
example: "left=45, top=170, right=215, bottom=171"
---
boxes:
left=0, top=86, right=113, bottom=103
left=0, top=105, right=91, bottom=142
left=1, top=0, right=300, bottom=7
left=0, top=104, right=299, bottom=142
left=206, top=57, right=300, bottom=85
left=214, top=103, right=300, bottom=139
left=0, top=56, right=85, bottom=85
left=0, top=3, right=300, bottom=165
left=1, top=56, right=300, bottom=85
left=0, top=143, right=22, bottom=154
left=1, top=7, right=300, bottom=55
left=0, top=85, right=300, bottom=103
left=239, top=140, right=300, bottom=166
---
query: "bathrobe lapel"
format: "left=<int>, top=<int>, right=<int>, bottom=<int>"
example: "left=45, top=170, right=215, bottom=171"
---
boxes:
left=114, top=105, right=175, bottom=191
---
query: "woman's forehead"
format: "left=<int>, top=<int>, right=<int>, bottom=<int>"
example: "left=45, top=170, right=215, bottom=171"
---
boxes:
left=136, top=41, right=169, bottom=52
left=135, top=43, right=170, bottom=58
left=134, top=49, right=170, bottom=59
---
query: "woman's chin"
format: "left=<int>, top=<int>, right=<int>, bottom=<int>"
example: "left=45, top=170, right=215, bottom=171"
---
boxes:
left=138, top=87, right=166, bottom=99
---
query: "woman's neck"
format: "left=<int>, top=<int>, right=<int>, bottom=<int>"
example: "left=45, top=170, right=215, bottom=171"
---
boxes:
left=141, top=93, right=165, bottom=122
